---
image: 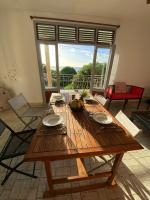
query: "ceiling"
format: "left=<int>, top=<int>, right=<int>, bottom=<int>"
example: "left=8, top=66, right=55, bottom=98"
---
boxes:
left=0, top=0, right=150, bottom=20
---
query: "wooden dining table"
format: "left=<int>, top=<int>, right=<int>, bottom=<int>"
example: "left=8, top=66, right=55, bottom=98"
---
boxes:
left=24, top=97, right=143, bottom=198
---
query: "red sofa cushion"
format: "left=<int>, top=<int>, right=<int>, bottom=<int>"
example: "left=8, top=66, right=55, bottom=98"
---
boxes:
left=111, top=93, right=141, bottom=100
left=105, top=85, right=144, bottom=100
left=130, top=86, right=144, bottom=96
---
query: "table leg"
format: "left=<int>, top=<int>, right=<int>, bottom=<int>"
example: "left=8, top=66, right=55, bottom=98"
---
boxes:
left=147, top=104, right=150, bottom=110
left=123, top=99, right=128, bottom=111
left=44, top=160, right=54, bottom=197
left=107, top=153, right=124, bottom=186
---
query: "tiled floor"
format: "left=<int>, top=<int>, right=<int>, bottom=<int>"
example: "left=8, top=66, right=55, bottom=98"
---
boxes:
left=0, top=101, right=150, bottom=200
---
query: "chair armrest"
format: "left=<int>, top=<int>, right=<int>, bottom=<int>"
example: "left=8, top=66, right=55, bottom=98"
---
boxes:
left=130, top=86, right=144, bottom=97
left=105, top=85, right=114, bottom=98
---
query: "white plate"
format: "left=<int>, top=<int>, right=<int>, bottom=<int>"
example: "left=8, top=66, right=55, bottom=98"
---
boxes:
left=42, top=114, right=64, bottom=127
left=54, top=95, right=63, bottom=101
left=93, top=113, right=112, bottom=124
left=84, top=96, right=94, bottom=101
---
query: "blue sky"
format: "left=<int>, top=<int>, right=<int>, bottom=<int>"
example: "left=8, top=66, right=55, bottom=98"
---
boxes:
left=40, top=44, right=110, bottom=68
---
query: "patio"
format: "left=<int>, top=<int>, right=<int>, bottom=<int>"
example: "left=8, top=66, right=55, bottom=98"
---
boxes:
left=0, top=101, right=150, bottom=200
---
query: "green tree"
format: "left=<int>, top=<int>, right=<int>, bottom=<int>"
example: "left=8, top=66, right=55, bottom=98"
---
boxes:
left=95, top=63, right=106, bottom=75
left=78, top=63, right=91, bottom=75
left=72, top=62, right=107, bottom=89
left=42, top=64, right=47, bottom=73
left=51, top=69, right=56, bottom=77
left=60, top=66, right=76, bottom=88
left=78, top=62, right=106, bottom=75
left=51, top=69, right=57, bottom=87
left=72, top=74, right=90, bottom=89
left=60, top=66, right=77, bottom=75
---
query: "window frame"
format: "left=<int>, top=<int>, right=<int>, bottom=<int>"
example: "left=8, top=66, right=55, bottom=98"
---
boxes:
left=33, top=20, right=117, bottom=102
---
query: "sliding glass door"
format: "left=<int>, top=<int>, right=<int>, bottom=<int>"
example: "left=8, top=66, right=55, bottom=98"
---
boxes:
left=92, top=47, right=111, bottom=90
left=35, top=21, right=117, bottom=102
left=39, top=43, right=59, bottom=90
left=38, top=42, right=114, bottom=102
left=58, top=44, right=94, bottom=90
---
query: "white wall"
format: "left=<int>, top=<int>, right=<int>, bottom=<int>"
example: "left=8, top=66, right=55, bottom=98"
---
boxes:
left=110, top=18, right=150, bottom=95
left=0, top=9, right=120, bottom=103
left=0, top=10, right=43, bottom=103
left=0, top=9, right=150, bottom=103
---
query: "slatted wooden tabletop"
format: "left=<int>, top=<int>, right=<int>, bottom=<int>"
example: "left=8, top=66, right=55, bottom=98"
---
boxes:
left=25, top=102, right=142, bottom=162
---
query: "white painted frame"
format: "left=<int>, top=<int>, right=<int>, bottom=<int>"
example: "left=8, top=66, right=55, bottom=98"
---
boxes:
left=33, top=20, right=116, bottom=102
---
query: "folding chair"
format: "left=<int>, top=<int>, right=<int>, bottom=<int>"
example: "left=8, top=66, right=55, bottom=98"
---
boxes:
left=115, top=110, right=142, bottom=137
left=94, top=95, right=107, bottom=106
left=0, top=119, right=37, bottom=185
left=8, top=93, right=48, bottom=129
left=88, top=110, right=142, bottom=173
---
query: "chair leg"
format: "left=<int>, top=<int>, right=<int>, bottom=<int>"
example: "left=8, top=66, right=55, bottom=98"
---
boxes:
left=0, top=161, right=37, bottom=185
left=107, top=100, right=112, bottom=110
left=130, top=113, right=135, bottom=122
left=88, top=156, right=115, bottom=173
left=22, top=120, right=34, bottom=130
left=22, top=116, right=40, bottom=130
left=32, top=162, right=36, bottom=176
left=137, top=98, right=142, bottom=109
left=17, top=117, right=33, bottom=130
left=123, top=99, right=128, bottom=110
left=99, top=156, right=112, bottom=167
left=1, top=161, right=23, bottom=185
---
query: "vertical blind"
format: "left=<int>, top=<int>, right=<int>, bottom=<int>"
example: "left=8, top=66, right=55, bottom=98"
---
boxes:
left=36, top=23, right=116, bottom=46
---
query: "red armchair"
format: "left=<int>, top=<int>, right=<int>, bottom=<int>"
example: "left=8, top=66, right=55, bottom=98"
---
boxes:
left=105, top=85, right=144, bottom=110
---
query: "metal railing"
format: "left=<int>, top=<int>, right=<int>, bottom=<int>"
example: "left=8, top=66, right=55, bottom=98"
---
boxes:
left=44, top=73, right=105, bottom=89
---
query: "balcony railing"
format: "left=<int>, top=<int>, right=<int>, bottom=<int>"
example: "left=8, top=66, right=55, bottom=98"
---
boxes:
left=44, top=73, right=105, bottom=89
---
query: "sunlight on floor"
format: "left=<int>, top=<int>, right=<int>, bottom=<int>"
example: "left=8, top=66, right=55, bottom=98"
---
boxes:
left=0, top=101, right=150, bottom=200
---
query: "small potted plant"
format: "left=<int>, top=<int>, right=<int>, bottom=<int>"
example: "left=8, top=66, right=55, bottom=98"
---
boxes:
left=80, top=89, right=88, bottom=100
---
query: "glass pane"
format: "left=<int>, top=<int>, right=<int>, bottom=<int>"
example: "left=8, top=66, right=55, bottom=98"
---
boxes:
left=40, top=44, right=57, bottom=89
left=58, top=44, right=94, bottom=90
left=93, top=48, right=111, bottom=89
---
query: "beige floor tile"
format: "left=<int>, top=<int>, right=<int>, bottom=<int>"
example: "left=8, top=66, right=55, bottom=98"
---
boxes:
left=37, top=178, right=48, bottom=199
left=72, top=192, right=81, bottom=200
left=54, top=167, right=71, bottom=177
left=80, top=191, right=99, bottom=200
left=0, top=190, right=11, bottom=200
left=27, top=188, right=38, bottom=200
left=54, top=194, right=72, bottom=200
